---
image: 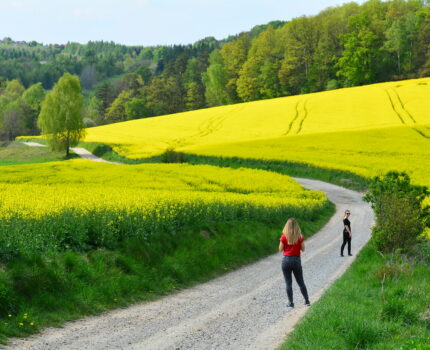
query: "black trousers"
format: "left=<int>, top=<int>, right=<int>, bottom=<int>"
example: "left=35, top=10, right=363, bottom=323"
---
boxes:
left=341, top=231, right=351, bottom=255
left=281, top=256, right=309, bottom=304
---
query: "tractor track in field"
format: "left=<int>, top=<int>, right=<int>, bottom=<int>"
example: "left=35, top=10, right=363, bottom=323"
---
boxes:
left=296, top=99, right=308, bottom=134
left=384, top=87, right=430, bottom=140
left=284, top=101, right=300, bottom=136
left=285, top=99, right=308, bottom=136
left=3, top=178, right=374, bottom=350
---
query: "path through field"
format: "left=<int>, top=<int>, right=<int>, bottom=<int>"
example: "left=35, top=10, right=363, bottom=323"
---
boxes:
left=21, top=142, right=120, bottom=164
left=3, top=178, right=373, bottom=350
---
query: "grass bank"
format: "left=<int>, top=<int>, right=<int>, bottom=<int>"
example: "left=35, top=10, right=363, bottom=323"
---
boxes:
left=0, top=141, right=71, bottom=166
left=0, top=203, right=334, bottom=343
left=280, top=240, right=430, bottom=349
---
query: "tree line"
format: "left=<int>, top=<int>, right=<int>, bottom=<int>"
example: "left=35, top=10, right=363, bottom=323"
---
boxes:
left=0, top=0, right=429, bottom=140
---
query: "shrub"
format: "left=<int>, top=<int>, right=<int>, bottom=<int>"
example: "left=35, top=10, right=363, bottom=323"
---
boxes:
left=363, top=171, right=430, bottom=253
left=160, top=148, right=186, bottom=163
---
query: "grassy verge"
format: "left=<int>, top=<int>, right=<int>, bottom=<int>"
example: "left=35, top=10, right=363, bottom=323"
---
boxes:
left=0, top=141, right=72, bottom=166
left=78, top=141, right=153, bottom=164
left=279, top=240, right=430, bottom=350
left=0, top=203, right=334, bottom=343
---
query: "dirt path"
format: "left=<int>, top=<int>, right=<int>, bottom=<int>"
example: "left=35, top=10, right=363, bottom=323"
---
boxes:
left=3, top=178, right=373, bottom=350
left=21, top=142, right=120, bottom=165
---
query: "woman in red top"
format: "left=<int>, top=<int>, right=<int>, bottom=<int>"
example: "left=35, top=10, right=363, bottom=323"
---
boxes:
left=279, top=218, right=310, bottom=307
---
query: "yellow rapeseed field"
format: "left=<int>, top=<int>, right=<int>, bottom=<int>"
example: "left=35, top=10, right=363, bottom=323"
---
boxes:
left=0, top=160, right=327, bottom=256
left=83, top=77, right=430, bottom=158
left=187, top=123, right=430, bottom=192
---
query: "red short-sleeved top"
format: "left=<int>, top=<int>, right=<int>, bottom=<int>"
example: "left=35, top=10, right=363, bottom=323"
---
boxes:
left=280, top=234, right=304, bottom=256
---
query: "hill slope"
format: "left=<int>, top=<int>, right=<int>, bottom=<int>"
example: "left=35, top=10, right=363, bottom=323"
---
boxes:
left=84, top=78, right=430, bottom=158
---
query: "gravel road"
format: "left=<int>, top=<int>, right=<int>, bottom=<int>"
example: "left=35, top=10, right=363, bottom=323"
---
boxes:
left=3, top=178, right=373, bottom=350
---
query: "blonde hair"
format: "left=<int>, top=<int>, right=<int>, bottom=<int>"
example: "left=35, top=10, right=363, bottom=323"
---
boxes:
left=343, top=210, right=350, bottom=219
left=282, top=218, right=302, bottom=245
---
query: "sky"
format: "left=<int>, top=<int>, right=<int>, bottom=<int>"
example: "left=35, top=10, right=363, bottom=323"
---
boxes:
left=0, top=0, right=365, bottom=46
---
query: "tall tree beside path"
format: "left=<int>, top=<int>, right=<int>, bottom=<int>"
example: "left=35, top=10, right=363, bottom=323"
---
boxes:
left=38, top=73, right=85, bottom=157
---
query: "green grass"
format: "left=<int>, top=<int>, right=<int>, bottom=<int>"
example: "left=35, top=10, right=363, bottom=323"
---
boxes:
left=78, top=141, right=151, bottom=164
left=0, top=203, right=334, bottom=343
left=279, top=241, right=430, bottom=350
left=0, top=142, right=72, bottom=166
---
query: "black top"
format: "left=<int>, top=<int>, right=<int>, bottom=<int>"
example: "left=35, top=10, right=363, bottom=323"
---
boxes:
left=343, top=218, right=351, bottom=233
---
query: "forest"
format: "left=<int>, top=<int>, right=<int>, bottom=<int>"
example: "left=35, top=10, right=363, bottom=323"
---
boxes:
left=0, top=0, right=429, bottom=140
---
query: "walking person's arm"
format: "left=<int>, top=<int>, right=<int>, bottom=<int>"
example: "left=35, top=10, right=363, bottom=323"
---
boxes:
left=344, top=224, right=352, bottom=238
left=300, top=235, right=305, bottom=252
left=279, top=241, right=284, bottom=252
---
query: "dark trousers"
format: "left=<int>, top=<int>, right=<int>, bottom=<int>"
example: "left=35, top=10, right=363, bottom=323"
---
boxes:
left=281, top=256, right=309, bottom=304
left=341, top=231, right=351, bottom=255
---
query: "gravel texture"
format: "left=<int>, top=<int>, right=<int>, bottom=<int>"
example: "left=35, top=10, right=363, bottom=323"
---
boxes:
left=3, top=177, right=374, bottom=350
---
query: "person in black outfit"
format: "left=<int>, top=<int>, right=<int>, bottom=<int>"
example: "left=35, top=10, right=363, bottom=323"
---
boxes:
left=341, top=210, right=352, bottom=256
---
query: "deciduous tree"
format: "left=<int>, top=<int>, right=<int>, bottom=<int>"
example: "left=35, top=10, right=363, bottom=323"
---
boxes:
left=38, top=73, right=85, bottom=157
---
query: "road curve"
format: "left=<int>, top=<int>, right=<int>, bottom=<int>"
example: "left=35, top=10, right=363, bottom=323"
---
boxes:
left=3, top=178, right=374, bottom=350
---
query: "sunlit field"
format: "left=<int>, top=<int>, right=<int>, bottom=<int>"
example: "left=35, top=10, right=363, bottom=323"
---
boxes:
left=186, top=123, right=430, bottom=188
left=83, top=77, right=430, bottom=159
left=0, top=160, right=327, bottom=260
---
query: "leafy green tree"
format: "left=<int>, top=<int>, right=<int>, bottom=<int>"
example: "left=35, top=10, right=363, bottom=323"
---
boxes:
left=363, top=171, right=430, bottom=253
left=415, top=5, right=430, bottom=75
left=103, top=90, right=133, bottom=124
left=38, top=73, right=85, bottom=157
left=95, top=82, right=115, bottom=113
left=145, top=76, right=185, bottom=116
left=202, top=50, right=230, bottom=106
left=83, top=95, right=103, bottom=126
left=279, top=17, right=320, bottom=94
left=136, top=65, right=153, bottom=85
left=220, top=34, right=251, bottom=102
left=383, top=10, right=419, bottom=76
left=125, top=98, right=149, bottom=119
left=4, top=79, right=25, bottom=101
left=184, top=58, right=205, bottom=110
left=185, top=81, right=205, bottom=111
left=21, top=83, right=46, bottom=134
left=237, top=26, right=283, bottom=101
left=3, top=100, right=25, bottom=140
left=310, top=4, right=359, bottom=92
left=336, top=14, right=381, bottom=86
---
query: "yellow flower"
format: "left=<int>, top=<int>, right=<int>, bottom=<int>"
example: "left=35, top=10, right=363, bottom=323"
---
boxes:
left=19, top=323, right=24, bottom=326
left=8, top=314, right=12, bottom=318
left=30, top=323, right=34, bottom=326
